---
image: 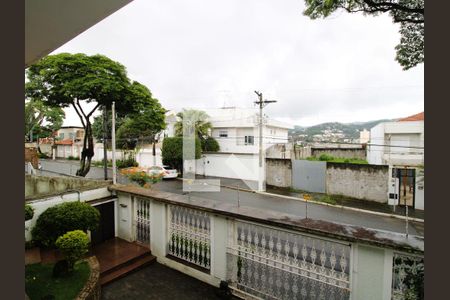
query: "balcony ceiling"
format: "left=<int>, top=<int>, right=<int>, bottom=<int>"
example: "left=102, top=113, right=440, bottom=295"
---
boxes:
left=25, top=0, right=133, bottom=68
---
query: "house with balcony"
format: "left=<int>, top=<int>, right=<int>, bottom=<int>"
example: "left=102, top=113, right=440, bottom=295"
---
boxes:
left=367, top=112, right=424, bottom=210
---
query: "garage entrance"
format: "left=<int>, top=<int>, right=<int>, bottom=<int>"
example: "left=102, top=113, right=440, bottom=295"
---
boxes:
left=91, top=201, right=116, bottom=246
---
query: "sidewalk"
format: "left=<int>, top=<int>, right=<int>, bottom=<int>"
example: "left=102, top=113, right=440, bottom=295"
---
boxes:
left=191, top=175, right=424, bottom=221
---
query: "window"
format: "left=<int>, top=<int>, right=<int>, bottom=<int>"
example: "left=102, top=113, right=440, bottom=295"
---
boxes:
left=69, top=132, right=75, bottom=139
left=245, top=135, right=254, bottom=145
left=59, top=133, right=64, bottom=139
left=219, top=130, right=228, bottom=138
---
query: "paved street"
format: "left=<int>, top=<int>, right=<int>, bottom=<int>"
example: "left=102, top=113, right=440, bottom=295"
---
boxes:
left=40, top=159, right=424, bottom=236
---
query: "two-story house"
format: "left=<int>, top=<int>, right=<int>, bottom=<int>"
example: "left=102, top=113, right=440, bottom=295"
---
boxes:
left=367, top=112, right=424, bottom=210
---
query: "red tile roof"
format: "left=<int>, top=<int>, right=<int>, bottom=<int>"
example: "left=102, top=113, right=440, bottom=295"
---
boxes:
left=398, top=112, right=424, bottom=122
left=54, top=139, right=73, bottom=145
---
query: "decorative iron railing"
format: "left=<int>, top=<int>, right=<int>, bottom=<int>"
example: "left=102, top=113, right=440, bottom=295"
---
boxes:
left=135, top=197, right=151, bottom=246
left=168, top=205, right=211, bottom=270
left=227, top=221, right=351, bottom=300
left=392, top=253, right=424, bottom=300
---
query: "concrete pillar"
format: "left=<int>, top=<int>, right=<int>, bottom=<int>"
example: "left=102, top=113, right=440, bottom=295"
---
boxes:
left=211, top=215, right=228, bottom=281
left=352, top=244, right=392, bottom=300
left=149, top=200, right=167, bottom=257
left=116, top=192, right=133, bottom=241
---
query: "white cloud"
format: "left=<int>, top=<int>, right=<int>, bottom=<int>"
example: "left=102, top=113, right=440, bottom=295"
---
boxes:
left=53, top=0, right=424, bottom=127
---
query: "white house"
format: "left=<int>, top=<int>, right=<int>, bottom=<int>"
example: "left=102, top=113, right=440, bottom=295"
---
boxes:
left=367, top=112, right=424, bottom=166
left=163, top=107, right=292, bottom=184
left=367, top=112, right=424, bottom=210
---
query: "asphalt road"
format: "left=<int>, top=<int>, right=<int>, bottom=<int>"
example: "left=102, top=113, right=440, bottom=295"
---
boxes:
left=40, top=159, right=424, bottom=236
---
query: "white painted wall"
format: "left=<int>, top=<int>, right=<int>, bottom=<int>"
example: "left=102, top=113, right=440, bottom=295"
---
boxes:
left=196, top=153, right=259, bottom=181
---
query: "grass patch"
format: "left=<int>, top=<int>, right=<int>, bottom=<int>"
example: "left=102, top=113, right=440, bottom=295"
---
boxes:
left=25, top=261, right=90, bottom=300
left=306, top=154, right=368, bottom=164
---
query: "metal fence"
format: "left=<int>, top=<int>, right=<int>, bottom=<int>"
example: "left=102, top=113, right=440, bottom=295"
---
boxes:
left=134, top=197, right=151, bottom=246
left=227, top=220, right=351, bottom=300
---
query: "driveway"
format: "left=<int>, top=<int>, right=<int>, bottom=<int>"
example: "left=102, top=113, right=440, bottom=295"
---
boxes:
left=101, top=262, right=234, bottom=300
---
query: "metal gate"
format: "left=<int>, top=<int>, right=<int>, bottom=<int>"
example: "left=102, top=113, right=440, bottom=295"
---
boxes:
left=227, top=220, right=351, bottom=300
left=134, top=197, right=151, bottom=247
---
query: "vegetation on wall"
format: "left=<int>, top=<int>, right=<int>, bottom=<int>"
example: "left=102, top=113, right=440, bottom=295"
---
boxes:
left=306, top=154, right=368, bottom=164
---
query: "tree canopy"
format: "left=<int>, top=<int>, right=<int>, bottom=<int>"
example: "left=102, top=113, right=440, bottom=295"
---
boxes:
left=25, top=53, right=162, bottom=176
left=174, top=109, right=212, bottom=139
left=303, top=0, right=424, bottom=70
left=25, top=98, right=65, bottom=141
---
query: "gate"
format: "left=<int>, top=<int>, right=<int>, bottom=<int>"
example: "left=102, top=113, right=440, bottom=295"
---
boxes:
left=134, top=197, right=151, bottom=247
left=227, top=220, right=351, bottom=299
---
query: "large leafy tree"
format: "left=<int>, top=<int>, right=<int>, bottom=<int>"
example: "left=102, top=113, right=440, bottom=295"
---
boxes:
left=116, top=89, right=166, bottom=150
left=303, top=0, right=424, bottom=70
left=25, top=98, right=65, bottom=142
left=25, top=53, right=143, bottom=176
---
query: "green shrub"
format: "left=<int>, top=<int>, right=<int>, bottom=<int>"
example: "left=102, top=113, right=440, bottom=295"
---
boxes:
left=116, top=157, right=138, bottom=169
left=38, top=152, right=49, bottom=159
left=55, top=230, right=90, bottom=272
left=201, top=137, right=220, bottom=152
left=162, top=137, right=201, bottom=172
left=25, top=204, right=34, bottom=221
left=67, top=156, right=79, bottom=160
left=31, top=201, right=99, bottom=248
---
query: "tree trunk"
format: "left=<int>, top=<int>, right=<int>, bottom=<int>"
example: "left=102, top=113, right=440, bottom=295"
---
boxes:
left=76, top=121, right=95, bottom=177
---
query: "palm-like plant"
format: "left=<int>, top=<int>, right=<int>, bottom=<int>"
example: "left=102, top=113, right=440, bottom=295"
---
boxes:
left=174, top=109, right=212, bottom=140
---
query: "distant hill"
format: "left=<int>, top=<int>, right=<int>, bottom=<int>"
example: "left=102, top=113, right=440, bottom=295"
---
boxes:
left=289, top=119, right=392, bottom=143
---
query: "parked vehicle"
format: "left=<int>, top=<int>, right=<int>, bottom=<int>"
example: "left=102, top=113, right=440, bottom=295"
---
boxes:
left=147, top=165, right=178, bottom=179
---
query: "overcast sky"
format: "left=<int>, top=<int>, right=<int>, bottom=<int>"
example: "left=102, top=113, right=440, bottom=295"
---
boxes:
left=52, top=0, right=424, bottom=127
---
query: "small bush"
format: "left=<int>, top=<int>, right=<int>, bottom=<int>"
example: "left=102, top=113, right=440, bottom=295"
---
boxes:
left=201, top=137, right=220, bottom=152
left=116, top=157, right=138, bottom=169
left=25, top=204, right=34, bottom=221
left=67, top=156, right=79, bottom=160
left=120, top=167, right=163, bottom=188
left=31, top=201, right=99, bottom=248
left=55, top=230, right=90, bottom=272
left=38, top=152, right=49, bottom=159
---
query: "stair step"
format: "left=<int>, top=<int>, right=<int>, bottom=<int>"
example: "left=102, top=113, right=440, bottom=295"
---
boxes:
left=100, top=250, right=153, bottom=275
left=100, top=254, right=156, bottom=286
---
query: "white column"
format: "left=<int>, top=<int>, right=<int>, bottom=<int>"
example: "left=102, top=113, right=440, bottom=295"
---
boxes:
left=211, top=215, right=228, bottom=281
left=149, top=201, right=167, bottom=257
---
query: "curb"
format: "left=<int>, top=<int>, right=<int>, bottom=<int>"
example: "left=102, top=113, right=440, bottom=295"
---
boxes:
left=256, top=191, right=424, bottom=223
left=176, top=178, right=424, bottom=223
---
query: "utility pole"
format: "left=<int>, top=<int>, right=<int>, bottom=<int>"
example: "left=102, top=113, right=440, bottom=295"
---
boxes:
left=103, top=106, right=108, bottom=180
left=112, top=102, right=117, bottom=184
left=254, top=91, right=277, bottom=192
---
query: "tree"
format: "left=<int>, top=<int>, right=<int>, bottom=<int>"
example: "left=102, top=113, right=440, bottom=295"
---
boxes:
left=303, top=0, right=424, bottom=70
left=174, top=109, right=220, bottom=152
left=24, top=98, right=65, bottom=142
left=25, top=53, right=145, bottom=176
left=201, top=137, right=220, bottom=152
left=174, top=109, right=213, bottom=140
left=116, top=96, right=166, bottom=149
left=162, top=137, right=201, bottom=172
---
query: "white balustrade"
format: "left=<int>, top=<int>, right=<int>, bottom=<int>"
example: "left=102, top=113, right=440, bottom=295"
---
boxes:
left=168, top=205, right=211, bottom=269
left=227, top=221, right=351, bottom=300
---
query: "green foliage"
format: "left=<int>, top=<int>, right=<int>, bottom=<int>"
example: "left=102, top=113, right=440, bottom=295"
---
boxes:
left=55, top=230, right=90, bottom=270
left=26, top=261, right=90, bottom=300
left=31, top=201, right=99, bottom=248
left=120, top=168, right=163, bottom=187
left=25, top=98, right=65, bottom=141
left=306, top=154, right=368, bottom=164
left=116, top=157, right=139, bottom=169
left=25, top=53, right=163, bottom=177
left=303, top=0, right=424, bottom=70
left=162, top=137, right=201, bottom=172
left=67, top=156, right=79, bottom=161
left=25, top=204, right=35, bottom=221
left=174, top=109, right=212, bottom=140
left=201, top=137, right=220, bottom=152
